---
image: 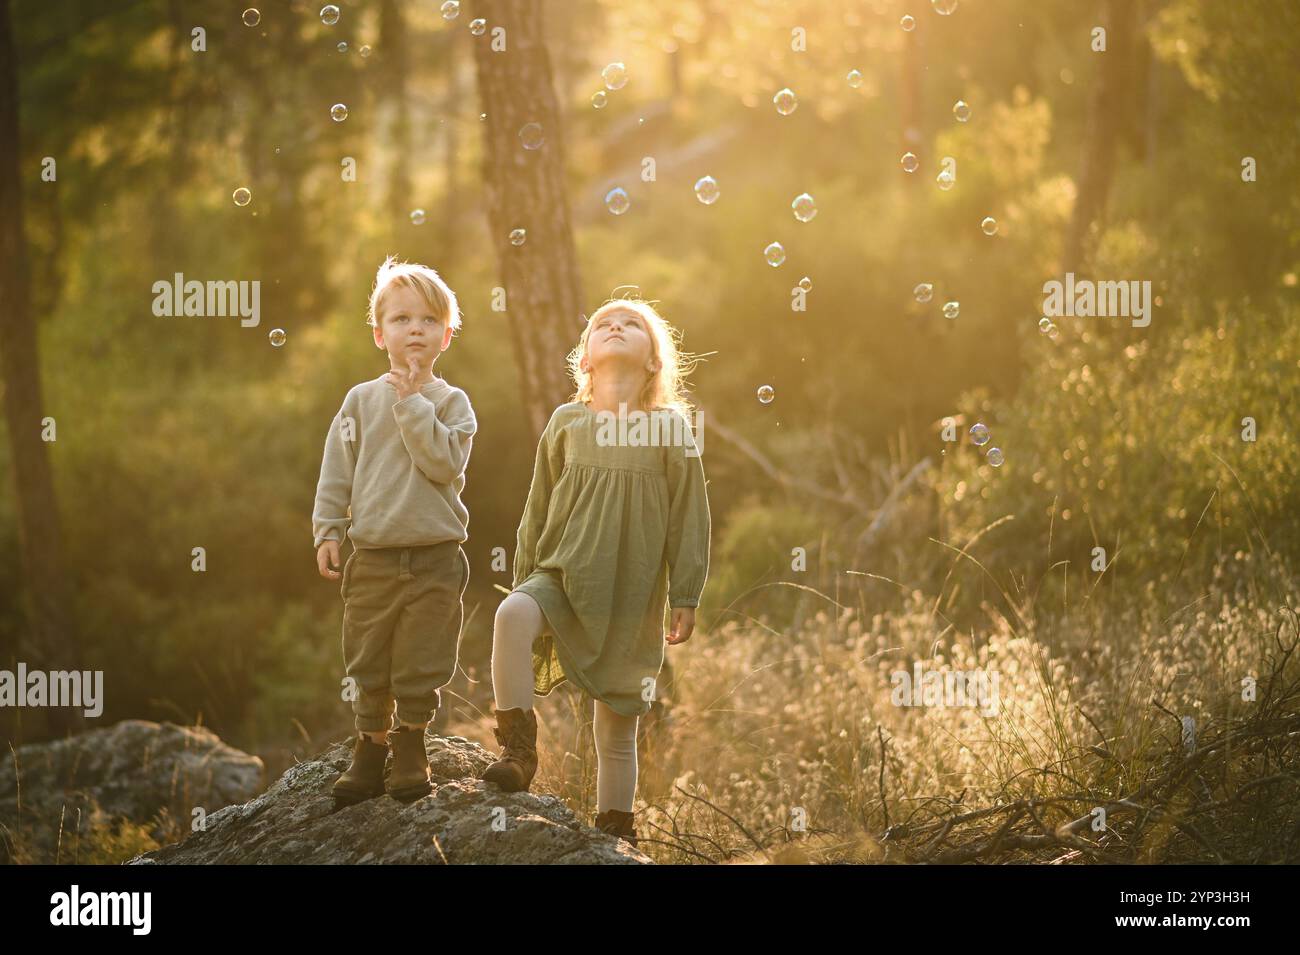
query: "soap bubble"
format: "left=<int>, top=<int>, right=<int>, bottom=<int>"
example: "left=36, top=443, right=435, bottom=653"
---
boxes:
left=337, top=41, right=347, bottom=52
left=764, top=242, right=786, bottom=267
left=242, top=8, right=261, bottom=27
left=987, top=447, right=1005, bottom=467
left=900, top=152, right=919, bottom=173
left=469, top=17, right=487, bottom=36
left=798, top=276, right=812, bottom=292
left=1038, top=317, right=1052, bottom=333
left=900, top=14, right=916, bottom=31
left=953, top=100, right=971, bottom=122
left=330, top=103, right=349, bottom=122
left=518, top=122, right=544, bottom=149
left=932, top=0, right=959, bottom=15
left=936, top=169, right=955, bottom=191
left=970, top=423, right=990, bottom=446
left=269, top=328, right=287, bottom=347
left=604, top=187, right=630, bottom=216
left=410, top=209, right=426, bottom=225
left=694, top=175, right=720, bottom=205
left=791, top=192, right=817, bottom=223
left=358, top=44, right=370, bottom=57
left=509, top=228, right=526, bottom=246
left=981, top=216, right=999, bottom=236
left=757, top=385, right=775, bottom=404
left=846, top=69, right=863, bottom=89
left=602, top=62, right=628, bottom=91
left=773, top=88, right=798, bottom=116
left=591, top=90, right=607, bottom=109
left=943, top=301, right=960, bottom=319
left=913, top=282, right=933, bottom=303
left=320, top=5, right=339, bottom=26
left=440, top=1, right=460, bottom=20
left=232, top=187, right=252, bottom=207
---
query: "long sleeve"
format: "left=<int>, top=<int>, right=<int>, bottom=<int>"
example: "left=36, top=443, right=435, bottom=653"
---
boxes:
left=312, top=399, right=358, bottom=549
left=664, top=412, right=711, bottom=607
left=391, top=386, right=477, bottom=485
left=512, top=414, right=565, bottom=588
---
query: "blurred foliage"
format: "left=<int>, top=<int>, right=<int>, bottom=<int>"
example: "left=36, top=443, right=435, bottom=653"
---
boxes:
left=933, top=300, right=1299, bottom=628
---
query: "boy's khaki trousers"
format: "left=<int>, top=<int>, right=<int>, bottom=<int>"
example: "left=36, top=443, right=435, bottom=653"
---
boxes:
left=340, top=540, right=469, bottom=733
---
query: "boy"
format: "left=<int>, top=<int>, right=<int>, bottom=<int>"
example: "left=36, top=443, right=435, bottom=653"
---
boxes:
left=312, top=256, right=476, bottom=805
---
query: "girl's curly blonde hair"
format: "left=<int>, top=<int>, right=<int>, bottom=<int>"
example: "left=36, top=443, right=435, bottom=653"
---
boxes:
left=566, top=298, right=698, bottom=417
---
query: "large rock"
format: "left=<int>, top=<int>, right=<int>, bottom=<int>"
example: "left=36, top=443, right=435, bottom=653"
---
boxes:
left=128, top=733, right=651, bottom=865
left=0, top=719, right=265, bottom=862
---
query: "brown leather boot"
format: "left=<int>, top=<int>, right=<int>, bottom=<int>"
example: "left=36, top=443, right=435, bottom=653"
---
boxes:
left=480, top=708, right=538, bottom=792
left=385, top=725, right=432, bottom=801
left=594, top=809, right=638, bottom=847
left=332, top=733, right=389, bottom=806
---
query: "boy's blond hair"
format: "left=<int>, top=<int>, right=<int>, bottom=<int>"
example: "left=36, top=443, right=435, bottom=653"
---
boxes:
left=367, top=255, right=462, bottom=333
left=566, top=298, right=697, bottom=417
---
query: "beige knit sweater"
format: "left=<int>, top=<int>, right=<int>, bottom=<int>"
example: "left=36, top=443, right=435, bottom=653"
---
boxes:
left=312, top=374, right=476, bottom=550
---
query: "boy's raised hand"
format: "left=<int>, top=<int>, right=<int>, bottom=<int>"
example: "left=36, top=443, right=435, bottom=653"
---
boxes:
left=317, top=540, right=342, bottom=580
left=666, top=607, right=696, bottom=645
left=384, top=357, right=423, bottom=401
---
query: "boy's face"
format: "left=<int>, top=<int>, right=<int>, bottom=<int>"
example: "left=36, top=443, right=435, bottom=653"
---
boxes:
left=582, top=308, right=655, bottom=375
left=373, top=283, right=452, bottom=370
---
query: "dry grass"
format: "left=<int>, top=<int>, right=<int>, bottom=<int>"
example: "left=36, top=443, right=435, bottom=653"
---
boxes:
left=533, top=552, right=1300, bottom=864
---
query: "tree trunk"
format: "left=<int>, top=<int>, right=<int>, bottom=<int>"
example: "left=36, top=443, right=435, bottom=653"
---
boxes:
left=151, top=0, right=194, bottom=267
left=380, top=0, right=413, bottom=226
left=0, top=0, right=83, bottom=737
left=1063, top=0, right=1139, bottom=273
left=267, top=15, right=316, bottom=322
left=471, top=0, right=583, bottom=435
left=899, top=1, right=922, bottom=153
left=440, top=26, right=459, bottom=266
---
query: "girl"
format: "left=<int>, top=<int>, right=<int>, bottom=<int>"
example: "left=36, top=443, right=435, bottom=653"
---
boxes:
left=481, top=298, right=711, bottom=845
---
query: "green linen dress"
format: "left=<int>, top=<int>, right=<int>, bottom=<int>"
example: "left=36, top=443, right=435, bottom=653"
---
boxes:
left=512, top=401, right=711, bottom=717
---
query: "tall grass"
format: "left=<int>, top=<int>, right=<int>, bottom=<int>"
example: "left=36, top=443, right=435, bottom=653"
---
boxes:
left=522, top=549, right=1298, bottom=863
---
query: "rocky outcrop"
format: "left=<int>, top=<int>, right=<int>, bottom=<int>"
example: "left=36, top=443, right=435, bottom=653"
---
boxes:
left=128, top=733, right=651, bottom=865
left=0, top=719, right=265, bottom=863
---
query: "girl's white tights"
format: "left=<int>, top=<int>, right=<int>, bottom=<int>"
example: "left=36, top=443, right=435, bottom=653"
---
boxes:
left=491, top=592, right=541, bottom=712
left=492, top=591, right=640, bottom=812
left=591, top=701, right=638, bottom=814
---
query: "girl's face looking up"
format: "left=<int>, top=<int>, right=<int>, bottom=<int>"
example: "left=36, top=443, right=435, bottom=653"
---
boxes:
left=583, top=308, right=655, bottom=375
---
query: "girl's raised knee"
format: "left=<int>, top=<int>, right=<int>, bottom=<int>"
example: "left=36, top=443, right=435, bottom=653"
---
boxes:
left=495, top=592, right=541, bottom=636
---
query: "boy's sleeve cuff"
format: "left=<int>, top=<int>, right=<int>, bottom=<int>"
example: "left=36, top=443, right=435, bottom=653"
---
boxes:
left=393, top=392, right=432, bottom=412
